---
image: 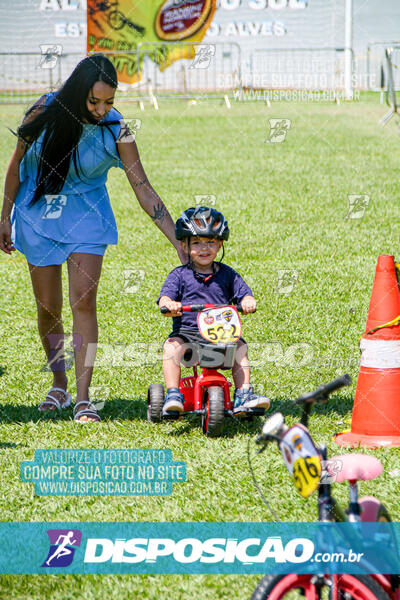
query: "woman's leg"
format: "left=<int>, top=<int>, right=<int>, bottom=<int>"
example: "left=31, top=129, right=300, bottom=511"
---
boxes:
left=67, top=252, right=103, bottom=421
left=28, top=263, right=68, bottom=409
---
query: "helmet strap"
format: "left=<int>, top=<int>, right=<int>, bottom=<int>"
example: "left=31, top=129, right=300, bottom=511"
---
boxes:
left=218, top=243, right=225, bottom=263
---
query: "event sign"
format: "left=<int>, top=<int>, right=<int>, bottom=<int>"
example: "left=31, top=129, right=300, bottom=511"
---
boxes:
left=87, top=0, right=217, bottom=83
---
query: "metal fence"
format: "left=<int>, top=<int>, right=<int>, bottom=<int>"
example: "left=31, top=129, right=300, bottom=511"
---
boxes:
left=0, top=43, right=241, bottom=104
left=0, top=51, right=83, bottom=104
left=138, top=42, right=240, bottom=97
left=2, top=42, right=399, bottom=105
left=247, top=48, right=349, bottom=92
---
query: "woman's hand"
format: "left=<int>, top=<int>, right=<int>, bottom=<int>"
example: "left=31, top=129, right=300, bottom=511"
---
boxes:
left=0, top=218, right=15, bottom=255
left=240, top=295, right=256, bottom=314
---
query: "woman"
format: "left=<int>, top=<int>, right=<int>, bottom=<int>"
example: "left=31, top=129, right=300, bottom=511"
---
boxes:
left=0, top=54, right=185, bottom=422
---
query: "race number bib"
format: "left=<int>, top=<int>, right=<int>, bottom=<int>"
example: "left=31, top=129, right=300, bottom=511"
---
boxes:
left=279, top=424, right=321, bottom=498
left=197, top=305, right=242, bottom=344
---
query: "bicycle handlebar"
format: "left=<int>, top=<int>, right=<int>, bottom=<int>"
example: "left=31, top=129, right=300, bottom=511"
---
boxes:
left=256, top=374, right=352, bottom=445
left=294, top=374, right=352, bottom=405
left=160, top=303, right=245, bottom=314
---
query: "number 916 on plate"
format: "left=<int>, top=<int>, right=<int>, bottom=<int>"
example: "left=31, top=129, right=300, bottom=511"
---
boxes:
left=279, top=424, right=322, bottom=498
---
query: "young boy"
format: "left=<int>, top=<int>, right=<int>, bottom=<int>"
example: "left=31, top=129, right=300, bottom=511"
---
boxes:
left=157, top=206, right=270, bottom=416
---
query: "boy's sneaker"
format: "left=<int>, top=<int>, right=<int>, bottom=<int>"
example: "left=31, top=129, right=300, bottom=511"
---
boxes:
left=163, top=388, right=184, bottom=414
left=233, top=386, right=270, bottom=417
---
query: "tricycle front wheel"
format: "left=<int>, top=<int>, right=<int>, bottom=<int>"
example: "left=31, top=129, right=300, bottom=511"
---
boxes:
left=202, top=386, right=224, bottom=437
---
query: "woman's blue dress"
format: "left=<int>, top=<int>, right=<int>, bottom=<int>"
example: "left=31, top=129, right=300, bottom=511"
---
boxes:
left=11, top=92, right=124, bottom=266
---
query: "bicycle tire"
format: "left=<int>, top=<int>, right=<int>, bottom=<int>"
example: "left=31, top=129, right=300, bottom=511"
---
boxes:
left=251, top=573, right=392, bottom=600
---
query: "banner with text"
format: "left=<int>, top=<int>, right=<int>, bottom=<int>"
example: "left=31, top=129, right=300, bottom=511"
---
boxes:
left=1, top=522, right=400, bottom=574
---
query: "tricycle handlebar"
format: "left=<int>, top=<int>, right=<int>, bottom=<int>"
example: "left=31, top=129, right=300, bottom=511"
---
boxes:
left=160, top=303, right=245, bottom=314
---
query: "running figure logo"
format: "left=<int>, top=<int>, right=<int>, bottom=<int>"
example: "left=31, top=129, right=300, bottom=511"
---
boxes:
left=266, top=119, right=291, bottom=143
left=275, top=269, right=299, bottom=294
left=42, top=195, right=67, bottom=220
left=345, top=194, right=370, bottom=220
left=118, top=118, right=142, bottom=143
left=38, top=45, right=63, bottom=69
left=190, top=45, right=216, bottom=70
left=42, top=529, right=82, bottom=568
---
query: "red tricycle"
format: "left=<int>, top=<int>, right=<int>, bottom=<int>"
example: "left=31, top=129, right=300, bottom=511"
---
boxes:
left=147, top=303, right=266, bottom=437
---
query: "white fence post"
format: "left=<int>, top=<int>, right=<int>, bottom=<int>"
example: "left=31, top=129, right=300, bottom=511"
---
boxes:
left=344, top=0, right=353, bottom=100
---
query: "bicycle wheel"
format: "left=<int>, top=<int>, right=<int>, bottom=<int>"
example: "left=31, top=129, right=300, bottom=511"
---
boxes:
left=332, top=575, right=392, bottom=600
left=251, top=574, right=391, bottom=600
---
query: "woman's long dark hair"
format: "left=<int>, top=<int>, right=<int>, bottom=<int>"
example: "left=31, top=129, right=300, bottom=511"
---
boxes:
left=18, top=54, right=118, bottom=205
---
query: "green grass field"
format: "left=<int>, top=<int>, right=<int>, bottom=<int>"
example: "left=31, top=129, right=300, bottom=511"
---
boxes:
left=0, top=96, right=399, bottom=599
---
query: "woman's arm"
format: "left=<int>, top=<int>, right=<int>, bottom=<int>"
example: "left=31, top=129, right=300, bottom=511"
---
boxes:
left=0, top=139, right=27, bottom=253
left=1, top=96, right=46, bottom=254
left=117, top=133, right=187, bottom=264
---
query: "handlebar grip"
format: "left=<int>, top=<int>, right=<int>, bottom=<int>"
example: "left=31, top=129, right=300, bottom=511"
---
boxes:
left=319, top=373, right=352, bottom=396
left=160, top=304, right=203, bottom=314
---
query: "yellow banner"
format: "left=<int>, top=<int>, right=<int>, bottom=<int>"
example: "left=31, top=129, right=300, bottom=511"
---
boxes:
left=87, top=0, right=216, bottom=84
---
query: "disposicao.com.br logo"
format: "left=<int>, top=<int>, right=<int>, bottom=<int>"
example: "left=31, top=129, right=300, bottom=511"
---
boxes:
left=32, top=524, right=381, bottom=575
left=83, top=536, right=314, bottom=564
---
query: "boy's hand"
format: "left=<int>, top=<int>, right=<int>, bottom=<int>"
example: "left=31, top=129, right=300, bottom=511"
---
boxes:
left=160, top=300, right=182, bottom=316
left=240, top=295, right=256, bottom=314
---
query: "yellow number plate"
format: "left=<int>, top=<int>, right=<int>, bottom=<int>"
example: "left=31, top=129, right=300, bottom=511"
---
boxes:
left=279, top=424, right=322, bottom=498
left=292, top=456, right=322, bottom=498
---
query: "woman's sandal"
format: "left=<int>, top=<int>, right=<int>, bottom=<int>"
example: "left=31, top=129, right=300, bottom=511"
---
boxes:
left=73, top=401, right=101, bottom=423
left=38, top=387, right=72, bottom=412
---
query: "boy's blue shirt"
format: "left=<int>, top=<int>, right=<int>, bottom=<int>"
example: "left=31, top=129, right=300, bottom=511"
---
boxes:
left=157, top=262, right=253, bottom=331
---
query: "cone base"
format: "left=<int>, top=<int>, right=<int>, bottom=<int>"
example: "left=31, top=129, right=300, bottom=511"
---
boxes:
left=334, top=430, right=400, bottom=448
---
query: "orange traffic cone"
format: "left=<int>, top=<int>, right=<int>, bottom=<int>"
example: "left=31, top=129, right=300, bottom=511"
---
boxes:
left=335, top=254, right=400, bottom=448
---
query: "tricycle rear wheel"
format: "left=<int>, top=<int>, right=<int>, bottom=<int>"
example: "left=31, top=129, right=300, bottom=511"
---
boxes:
left=202, top=386, right=224, bottom=437
left=147, top=384, right=164, bottom=423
